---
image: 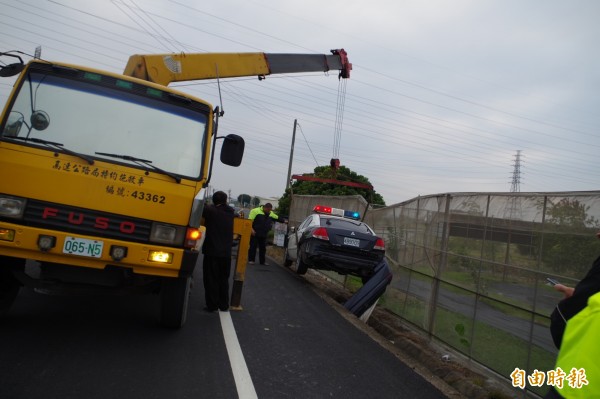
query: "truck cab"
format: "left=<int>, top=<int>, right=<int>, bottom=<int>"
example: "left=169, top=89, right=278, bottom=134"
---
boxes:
left=0, top=58, right=243, bottom=328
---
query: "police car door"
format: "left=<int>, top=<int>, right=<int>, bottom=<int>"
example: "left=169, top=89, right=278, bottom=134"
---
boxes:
left=287, top=215, right=313, bottom=260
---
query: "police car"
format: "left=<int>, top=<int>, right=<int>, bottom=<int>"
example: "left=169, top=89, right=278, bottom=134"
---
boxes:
left=284, top=205, right=385, bottom=281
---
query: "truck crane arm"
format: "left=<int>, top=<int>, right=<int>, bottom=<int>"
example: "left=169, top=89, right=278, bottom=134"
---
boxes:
left=124, top=49, right=351, bottom=86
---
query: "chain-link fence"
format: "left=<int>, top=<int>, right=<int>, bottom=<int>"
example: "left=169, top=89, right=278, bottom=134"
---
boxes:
left=290, top=192, right=600, bottom=397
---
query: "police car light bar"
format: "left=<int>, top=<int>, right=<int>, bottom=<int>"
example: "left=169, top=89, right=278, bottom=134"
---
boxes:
left=343, top=210, right=360, bottom=219
left=313, top=205, right=333, bottom=214
left=313, top=205, right=360, bottom=220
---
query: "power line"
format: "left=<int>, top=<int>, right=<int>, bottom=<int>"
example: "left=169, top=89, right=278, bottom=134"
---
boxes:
left=296, top=123, right=320, bottom=168
left=112, top=0, right=173, bottom=52
left=2, top=0, right=598, bottom=201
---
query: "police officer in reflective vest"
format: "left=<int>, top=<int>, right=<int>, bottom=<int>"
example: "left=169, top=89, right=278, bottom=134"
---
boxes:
left=546, top=291, right=600, bottom=398
left=247, top=203, right=279, bottom=265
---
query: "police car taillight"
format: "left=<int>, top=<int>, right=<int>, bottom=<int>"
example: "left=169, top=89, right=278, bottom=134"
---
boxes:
left=312, top=227, right=329, bottom=241
left=374, top=237, right=385, bottom=251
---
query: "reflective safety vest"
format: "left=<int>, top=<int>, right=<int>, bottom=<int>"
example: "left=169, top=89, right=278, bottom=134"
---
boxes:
left=555, top=291, right=600, bottom=398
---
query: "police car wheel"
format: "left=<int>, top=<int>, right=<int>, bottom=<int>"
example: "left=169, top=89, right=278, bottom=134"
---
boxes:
left=295, top=250, right=308, bottom=275
left=283, top=248, right=293, bottom=267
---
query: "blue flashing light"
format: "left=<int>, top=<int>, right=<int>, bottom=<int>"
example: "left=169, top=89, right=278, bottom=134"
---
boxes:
left=344, top=210, right=360, bottom=220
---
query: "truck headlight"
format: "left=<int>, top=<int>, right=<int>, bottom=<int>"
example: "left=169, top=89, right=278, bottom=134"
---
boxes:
left=150, top=223, right=186, bottom=246
left=0, top=195, right=26, bottom=218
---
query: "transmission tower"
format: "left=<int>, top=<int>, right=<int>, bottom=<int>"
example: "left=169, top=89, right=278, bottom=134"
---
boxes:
left=510, top=150, right=522, bottom=193
left=504, top=150, right=523, bottom=220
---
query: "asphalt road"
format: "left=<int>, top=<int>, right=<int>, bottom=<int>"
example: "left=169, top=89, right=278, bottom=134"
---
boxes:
left=0, top=257, right=448, bottom=399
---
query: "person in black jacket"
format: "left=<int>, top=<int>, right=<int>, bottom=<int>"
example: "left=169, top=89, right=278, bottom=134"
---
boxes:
left=202, top=191, right=235, bottom=312
left=549, top=231, right=600, bottom=349
left=247, top=203, right=279, bottom=265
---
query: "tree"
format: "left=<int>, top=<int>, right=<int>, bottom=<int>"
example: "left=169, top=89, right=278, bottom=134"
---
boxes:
left=538, top=198, right=600, bottom=275
left=278, top=165, right=385, bottom=216
left=237, top=194, right=251, bottom=207
left=546, top=198, right=599, bottom=229
left=251, top=197, right=261, bottom=207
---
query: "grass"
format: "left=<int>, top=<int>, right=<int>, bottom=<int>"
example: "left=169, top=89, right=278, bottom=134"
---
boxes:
left=381, top=289, right=556, bottom=397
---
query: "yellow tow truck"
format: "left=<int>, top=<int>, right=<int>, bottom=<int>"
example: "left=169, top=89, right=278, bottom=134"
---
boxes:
left=0, top=49, right=351, bottom=327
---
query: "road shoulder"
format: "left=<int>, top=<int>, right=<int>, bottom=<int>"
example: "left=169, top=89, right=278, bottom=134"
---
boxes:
left=267, top=247, right=517, bottom=399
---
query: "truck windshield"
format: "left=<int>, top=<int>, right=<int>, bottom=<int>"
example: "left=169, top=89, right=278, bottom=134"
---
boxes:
left=2, top=65, right=209, bottom=179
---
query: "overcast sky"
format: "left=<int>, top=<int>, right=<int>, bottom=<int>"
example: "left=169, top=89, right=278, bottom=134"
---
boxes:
left=1, top=0, right=599, bottom=205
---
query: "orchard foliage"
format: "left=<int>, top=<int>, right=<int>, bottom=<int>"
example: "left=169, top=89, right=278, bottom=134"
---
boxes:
left=278, top=165, right=385, bottom=216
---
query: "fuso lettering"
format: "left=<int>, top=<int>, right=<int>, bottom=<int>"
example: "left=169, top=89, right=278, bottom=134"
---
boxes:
left=41, top=207, right=136, bottom=234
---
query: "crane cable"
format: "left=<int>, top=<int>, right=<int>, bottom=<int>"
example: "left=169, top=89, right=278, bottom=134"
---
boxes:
left=332, top=77, right=347, bottom=165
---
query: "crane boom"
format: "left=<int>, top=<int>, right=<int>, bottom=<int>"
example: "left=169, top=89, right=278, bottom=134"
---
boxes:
left=124, top=49, right=351, bottom=86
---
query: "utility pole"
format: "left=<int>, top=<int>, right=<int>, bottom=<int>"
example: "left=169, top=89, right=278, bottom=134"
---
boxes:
left=285, top=119, right=297, bottom=190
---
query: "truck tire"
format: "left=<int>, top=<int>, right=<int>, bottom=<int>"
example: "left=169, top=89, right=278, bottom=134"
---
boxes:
left=159, top=276, right=192, bottom=329
left=0, top=270, right=21, bottom=316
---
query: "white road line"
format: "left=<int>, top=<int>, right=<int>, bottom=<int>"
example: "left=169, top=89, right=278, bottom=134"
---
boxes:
left=219, top=311, right=258, bottom=399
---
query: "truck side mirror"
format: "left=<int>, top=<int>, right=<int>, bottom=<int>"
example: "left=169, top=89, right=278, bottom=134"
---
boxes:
left=3, top=112, right=25, bottom=137
left=0, top=63, right=25, bottom=77
left=30, top=110, right=50, bottom=131
left=220, top=134, right=244, bottom=167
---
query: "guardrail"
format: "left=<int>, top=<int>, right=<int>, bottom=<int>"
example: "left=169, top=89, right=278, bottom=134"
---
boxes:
left=292, top=191, right=600, bottom=397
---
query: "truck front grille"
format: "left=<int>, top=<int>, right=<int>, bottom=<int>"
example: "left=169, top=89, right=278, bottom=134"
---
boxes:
left=22, top=199, right=152, bottom=243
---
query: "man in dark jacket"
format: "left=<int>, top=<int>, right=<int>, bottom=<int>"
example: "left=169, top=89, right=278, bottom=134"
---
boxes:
left=247, top=203, right=279, bottom=265
left=202, top=191, right=234, bottom=312
left=550, top=231, right=600, bottom=348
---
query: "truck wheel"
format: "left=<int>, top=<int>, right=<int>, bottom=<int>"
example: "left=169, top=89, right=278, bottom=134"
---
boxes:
left=283, top=248, right=293, bottom=267
left=0, top=270, right=21, bottom=316
left=159, top=276, right=192, bottom=329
